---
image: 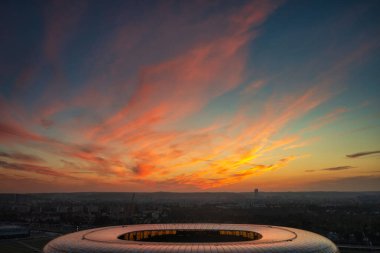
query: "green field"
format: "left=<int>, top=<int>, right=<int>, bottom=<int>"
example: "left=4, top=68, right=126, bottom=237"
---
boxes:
left=0, top=237, right=54, bottom=253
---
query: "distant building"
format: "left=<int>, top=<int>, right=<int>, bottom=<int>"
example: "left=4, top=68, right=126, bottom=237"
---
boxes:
left=254, top=188, right=259, bottom=198
left=72, top=205, right=84, bottom=213
left=87, top=205, right=99, bottom=214
left=13, top=205, right=31, bottom=213
left=56, top=206, right=69, bottom=213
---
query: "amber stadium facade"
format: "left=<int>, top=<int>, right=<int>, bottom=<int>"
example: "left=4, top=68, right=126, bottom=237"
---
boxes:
left=44, top=223, right=339, bottom=253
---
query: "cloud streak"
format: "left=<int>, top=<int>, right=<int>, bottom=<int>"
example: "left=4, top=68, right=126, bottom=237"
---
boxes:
left=305, top=166, right=354, bottom=172
left=346, top=151, right=380, bottom=158
left=0, top=160, right=76, bottom=179
left=0, top=151, right=44, bottom=163
left=322, top=166, right=354, bottom=171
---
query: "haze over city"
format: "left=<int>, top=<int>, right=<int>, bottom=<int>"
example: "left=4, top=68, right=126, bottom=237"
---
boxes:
left=0, top=0, right=379, bottom=193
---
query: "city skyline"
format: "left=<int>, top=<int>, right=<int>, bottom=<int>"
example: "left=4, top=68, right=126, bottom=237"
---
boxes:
left=0, top=0, right=379, bottom=192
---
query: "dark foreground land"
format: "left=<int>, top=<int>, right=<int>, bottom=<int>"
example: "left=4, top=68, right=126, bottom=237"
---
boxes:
left=0, top=191, right=379, bottom=253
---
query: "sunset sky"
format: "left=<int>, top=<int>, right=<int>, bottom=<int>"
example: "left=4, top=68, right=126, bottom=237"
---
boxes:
left=0, top=0, right=379, bottom=193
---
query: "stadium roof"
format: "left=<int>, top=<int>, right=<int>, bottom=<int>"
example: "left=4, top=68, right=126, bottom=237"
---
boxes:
left=44, top=223, right=338, bottom=253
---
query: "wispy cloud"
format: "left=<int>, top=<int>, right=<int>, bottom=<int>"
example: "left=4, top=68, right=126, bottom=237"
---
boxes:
left=0, top=160, right=77, bottom=179
left=346, top=151, right=380, bottom=158
left=0, top=151, right=44, bottom=163
left=163, top=156, right=297, bottom=189
left=322, top=166, right=354, bottom=171
left=305, top=166, right=354, bottom=173
left=0, top=122, right=47, bottom=143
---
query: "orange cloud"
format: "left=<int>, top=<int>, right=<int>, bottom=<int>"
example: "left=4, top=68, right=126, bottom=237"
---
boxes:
left=162, top=156, right=297, bottom=189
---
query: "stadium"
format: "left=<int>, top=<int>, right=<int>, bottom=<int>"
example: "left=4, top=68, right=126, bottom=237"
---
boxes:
left=43, top=223, right=339, bottom=253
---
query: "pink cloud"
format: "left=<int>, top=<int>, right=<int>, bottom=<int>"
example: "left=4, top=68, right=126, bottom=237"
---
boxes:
left=88, top=1, right=281, bottom=143
left=0, top=160, right=77, bottom=179
left=0, top=151, right=44, bottom=163
left=0, top=122, right=47, bottom=143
